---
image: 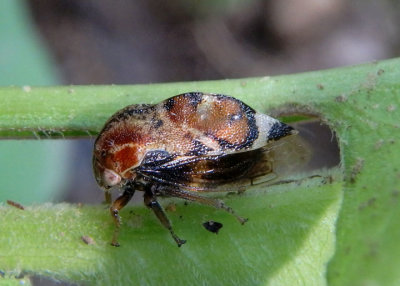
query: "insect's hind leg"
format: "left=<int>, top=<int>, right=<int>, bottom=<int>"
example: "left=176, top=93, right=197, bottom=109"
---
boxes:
left=167, top=188, right=248, bottom=225
left=143, top=191, right=186, bottom=247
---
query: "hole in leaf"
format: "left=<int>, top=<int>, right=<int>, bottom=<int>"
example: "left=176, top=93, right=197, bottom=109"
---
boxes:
left=283, top=116, right=340, bottom=172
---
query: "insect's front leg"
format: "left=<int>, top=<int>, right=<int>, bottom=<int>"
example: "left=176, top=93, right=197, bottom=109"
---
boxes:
left=104, top=190, right=112, bottom=204
left=109, top=184, right=135, bottom=247
left=143, top=190, right=186, bottom=247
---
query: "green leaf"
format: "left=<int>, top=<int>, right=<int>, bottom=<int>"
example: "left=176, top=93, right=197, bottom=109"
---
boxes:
left=0, top=175, right=341, bottom=285
left=0, top=58, right=399, bottom=285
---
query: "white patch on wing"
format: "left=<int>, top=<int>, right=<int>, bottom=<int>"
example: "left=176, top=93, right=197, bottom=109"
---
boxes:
left=252, top=113, right=281, bottom=149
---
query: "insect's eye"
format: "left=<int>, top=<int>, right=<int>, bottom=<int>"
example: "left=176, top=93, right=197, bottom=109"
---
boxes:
left=102, top=169, right=121, bottom=188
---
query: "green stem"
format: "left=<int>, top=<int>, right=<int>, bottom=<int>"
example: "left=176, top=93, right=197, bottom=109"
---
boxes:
left=0, top=59, right=389, bottom=138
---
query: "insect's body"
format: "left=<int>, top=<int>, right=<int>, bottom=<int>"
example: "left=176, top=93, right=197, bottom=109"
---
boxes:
left=93, top=92, right=296, bottom=246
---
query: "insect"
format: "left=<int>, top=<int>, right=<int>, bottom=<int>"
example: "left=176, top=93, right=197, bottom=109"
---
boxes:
left=93, top=92, right=298, bottom=247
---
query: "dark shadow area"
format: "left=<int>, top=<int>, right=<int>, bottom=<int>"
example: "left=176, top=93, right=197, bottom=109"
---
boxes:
left=293, top=120, right=340, bottom=171
left=30, top=276, right=79, bottom=286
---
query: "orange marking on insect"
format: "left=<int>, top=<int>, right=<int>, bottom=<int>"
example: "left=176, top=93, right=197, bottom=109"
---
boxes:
left=100, top=125, right=150, bottom=151
left=196, top=97, right=250, bottom=145
left=166, top=96, right=197, bottom=125
left=113, top=145, right=144, bottom=177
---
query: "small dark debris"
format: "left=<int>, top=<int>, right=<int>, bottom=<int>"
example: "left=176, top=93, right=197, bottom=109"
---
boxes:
left=374, top=139, right=384, bottom=150
left=335, top=94, right=347, bottom=103
left=202, top=221, right=223, bottom=234
left=387, top=105, right=396, bottom=112
left=81, top=235, right=95, bottom=245
left=6, top=200, right=25, bottom=210
left=377, top=69, right=385, bottom=75
left=350, top=158, right=364, bottom=183
left=359, top=197, right=377, bottom=210
left=316, top=83, right=324, bottom=90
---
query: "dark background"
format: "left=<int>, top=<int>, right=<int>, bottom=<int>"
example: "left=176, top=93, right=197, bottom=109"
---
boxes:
left=29, top=0, right=399, bottom=85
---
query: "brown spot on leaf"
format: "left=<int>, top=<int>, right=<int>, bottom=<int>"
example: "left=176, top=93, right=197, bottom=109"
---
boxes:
left=81, top=235, right=95, bottom=245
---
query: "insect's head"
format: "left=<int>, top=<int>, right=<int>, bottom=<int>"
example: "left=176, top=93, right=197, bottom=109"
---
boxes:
left=92, top=118, right=148, bottom=191
left=92, top=136, right=146, bottom=191
left=92, top=150, right=123, bottom=191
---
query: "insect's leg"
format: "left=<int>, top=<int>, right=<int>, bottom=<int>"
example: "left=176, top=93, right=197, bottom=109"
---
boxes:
left=109, top=184, right=135, bottom=247
left=143, top=191, right=186, bottom=247
left=167, top=188, right=248, bottom=224
left=104, top=190, right=112, bottom=204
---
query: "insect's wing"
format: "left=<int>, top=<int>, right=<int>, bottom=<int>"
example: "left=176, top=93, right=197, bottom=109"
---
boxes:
left=256, top=133, right=311, bottom=184
left=138, top=148, right=267, bottom=192
left=137, top=134, right=310, bottom=192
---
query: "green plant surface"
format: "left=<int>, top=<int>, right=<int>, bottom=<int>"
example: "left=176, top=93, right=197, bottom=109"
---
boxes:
left=0, top=176, right=340, bottom=285
left=0, top=58, right=399, bottom=285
